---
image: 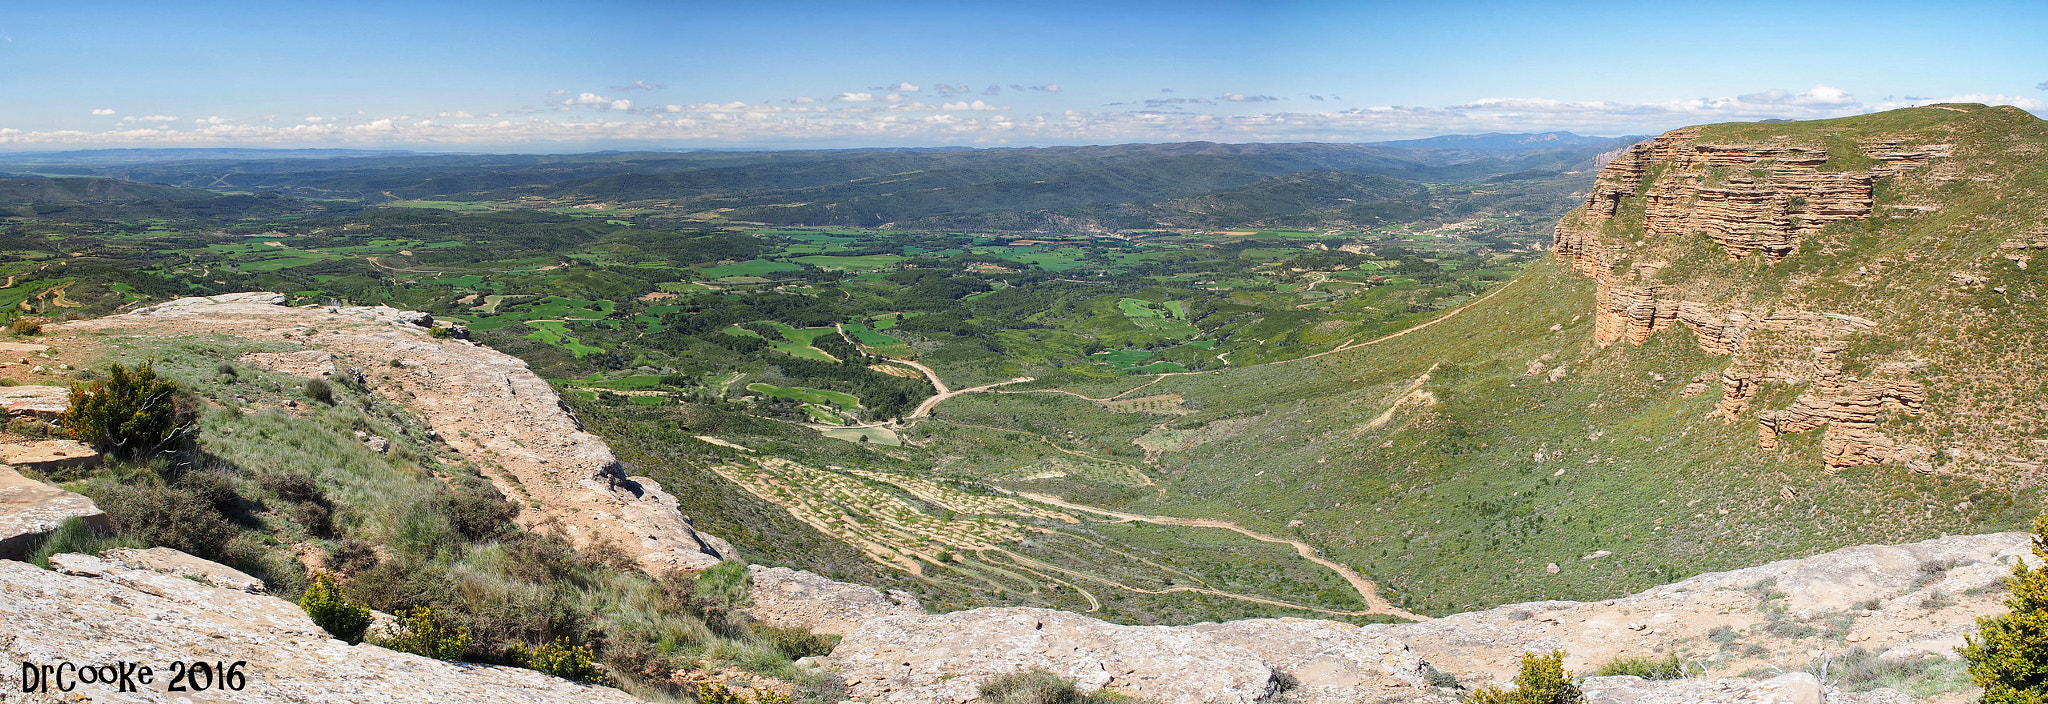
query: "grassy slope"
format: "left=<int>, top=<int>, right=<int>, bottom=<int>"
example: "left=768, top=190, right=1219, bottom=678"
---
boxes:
left=930, top=106, right=2048, bottom=614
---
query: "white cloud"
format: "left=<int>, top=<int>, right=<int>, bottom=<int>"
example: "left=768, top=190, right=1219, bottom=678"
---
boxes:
left=934, top=83, right=968, bottom=94
left=438, top=111, right=475, bottom=119
left=120, top=115, right=179, bottom=123
left=888, top=82, right=919, bottom=92
left=835, top=92, right=875, bottom=102
left=7, top=86, right=2041, bottom=149
left=610, top=99, right=632, bottom=110
left=90, top=108, right=116, bottom=116
left=789, top=96, right=817, bottom=104
left=883, top=93, right=906, bottom=103
left=1219, top=93, right=1280, bottom=102
left=941, top=100, right=1007, bottom=111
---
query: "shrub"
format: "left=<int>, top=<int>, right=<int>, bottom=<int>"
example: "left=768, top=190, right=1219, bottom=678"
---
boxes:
left=508, top=637, right=609, bottom=684
left=9, top=317, right=43, bottom=336
left=976, top=669, right=1097, bottom=704
left=1593, top=654, right=1687, bottom=679
left=1469, top=650, right=1584, bottom=704
left=699, top=683, right=792, bottom=704
left=427, top=326, right=454, bottom=339
left=1423, top=663, right=1462, bottom=689
left=304, top=378, right=334, bottom=404
left=754, top=623, right=838, bottom=660
left=441, top=484, right=518, bottom=541
left=259, top=472, right=326, bottom=504
left=301, top=572, right=371, bottom=644
left=1961, top=516, right=2048, bottom=703
left=60, top=361, right=187, bottom=458
left=91, top=482, right=237, bottom=559
left=328, top=538, right=381, bottom=575
left=378, top=605, right=472, bottom=660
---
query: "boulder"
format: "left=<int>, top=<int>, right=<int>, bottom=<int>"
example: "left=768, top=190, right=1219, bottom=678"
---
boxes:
left=0, top=464, right=108, bottom=559
left=0, top=554, right=645, bottom=703
left=744, top=565, right=923, bottom=635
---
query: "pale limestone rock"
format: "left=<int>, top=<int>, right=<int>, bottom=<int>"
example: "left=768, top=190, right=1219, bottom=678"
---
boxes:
left=743, top=565, right=922, bottom=635
left=0, top=439, right=99, bottom=473
left=92, top=547, right=268, bottom=593
left=831, top=607, right=1283, bottom=704
left=56, top=295, right=732, bottom=578
left=0, top=554, right=645, bottom=703
left=0, top=385, right=70, bottom=420
left=1583, top=673, right=1822, bottom=704
left=0, top=465, right=107, bottom=559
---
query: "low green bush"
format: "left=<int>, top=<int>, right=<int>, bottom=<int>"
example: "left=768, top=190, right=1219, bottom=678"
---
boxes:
left=304, top=378, right=334, bottom=404
left=1470, top=650, right=1584, bottom=704
left=699, top=683, right=792, bottom=704
left=754, top=623, right=838, bottom=660
left=1962, top=516, right=2048, bottom=703
left=378, top=605, right=472, bottom=660
left=10, top=317, right=43, bottom=336
left=301, top=572, right=371, bottom=644
left=975, top=669, right=1114, bottom=704
left=1593, top=654, right=1687, bottom=679
left=508, top=637, right=609, bottom=684
left=60, top=361, right=187, bottom=458
left=90, top=482, right=236, bottom=559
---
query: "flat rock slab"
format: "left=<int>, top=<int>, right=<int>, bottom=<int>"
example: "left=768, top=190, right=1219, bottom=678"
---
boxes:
left=744, top=565, right=923, bottom=635
left=1182, top=618, right=1425, bottom=696
left=97, top=546, right=268, bottom=593
left=0, top=385, right=70, bottom=419
left=4, top=553, right=646, bottom=703
left=830, top=607, right=1285, bottom=704
left=0, top=464, right=106, bottom=559
left=0, top=439, right=99, bottom=473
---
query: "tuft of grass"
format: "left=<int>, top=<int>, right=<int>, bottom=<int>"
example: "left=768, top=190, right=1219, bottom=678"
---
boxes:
left=1592, top=654, right=1689, bottom=679
left=27, top=516, right=142, bottom=569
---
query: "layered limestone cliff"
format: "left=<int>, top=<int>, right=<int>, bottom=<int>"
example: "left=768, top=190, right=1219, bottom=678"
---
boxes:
left=1547, top=107, right=2048, bottom=475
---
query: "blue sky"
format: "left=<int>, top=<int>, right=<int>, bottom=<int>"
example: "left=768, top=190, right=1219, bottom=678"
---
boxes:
left=1, top=0, right=2042, bottom=150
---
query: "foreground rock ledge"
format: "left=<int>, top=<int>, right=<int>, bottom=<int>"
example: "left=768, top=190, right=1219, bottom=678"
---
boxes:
left=0, top=553, right=644, bottom=703
left=0, top=464, right=108, bottom=560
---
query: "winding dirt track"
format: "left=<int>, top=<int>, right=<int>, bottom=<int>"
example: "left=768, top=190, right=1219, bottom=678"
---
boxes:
left=1017, top=492, right=1431, bottom=622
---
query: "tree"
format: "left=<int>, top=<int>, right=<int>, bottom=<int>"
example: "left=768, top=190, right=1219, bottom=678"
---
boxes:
left=59, top=361, right=187, bottom=459
left=1469, top=650, right=1584, bottom=704
left=1961, top=516, right=2048, bottom=703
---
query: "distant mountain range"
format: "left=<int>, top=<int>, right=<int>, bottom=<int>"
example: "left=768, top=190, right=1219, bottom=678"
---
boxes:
left=1363, top=131, right=1643, bottom=152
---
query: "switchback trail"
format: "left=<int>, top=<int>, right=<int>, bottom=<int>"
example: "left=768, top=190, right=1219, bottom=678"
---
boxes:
left=1015, top=492, right=1430, bottom=622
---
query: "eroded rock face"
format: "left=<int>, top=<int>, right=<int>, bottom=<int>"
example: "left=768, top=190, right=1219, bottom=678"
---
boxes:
left=0, top=464, right=107, bottom=560
left=55, top=294, right=731, bottom=575
left=0, top=553, right=645, bottom=703
left=1552, top=127, right=1947, bottom=471
left=0, top=439, right=99, bottom=474
left=744, top=565, right=923, bottom=635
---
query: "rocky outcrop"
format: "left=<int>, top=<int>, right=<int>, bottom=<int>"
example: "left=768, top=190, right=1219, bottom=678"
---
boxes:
left=0, top=552, right=645, bottom=703
left=744, top=565, right=923, bottom=635
left=1583, top=673, right=1829, bottom=704
left=1553, top=127, right=1948, bottom=471
left=0, top=439, right=99, bottom=474
left=0, top=464, right=106, bottom=560
left=0, top=384, right=70, bottom=420
left=828, top=606, right=1425, bottom=704
left=53, top=294, right=732, bottom=575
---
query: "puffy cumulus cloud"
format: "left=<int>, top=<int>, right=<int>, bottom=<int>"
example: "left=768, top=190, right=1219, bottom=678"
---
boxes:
left=789, top=96, right=817, bottom=104
left=933, top=83, right=968, bottom=94
left=90, top=108, right=116, bottom=116
left=883, top=93, right=907, bottom=103
left=438, top=111, right=475, bottom=119
left=120, top=115, right=178, bottom=123
left=887, top=82, right=919, bottom=92
left=940, top=100, right=1007, bottom=111
left=1735, top=84, right=1855, bottom=106
left=195, top=116, right=228, bottom=125
left=835, top=92, right=875, bottom=102
left=611, top=99, right=633, bottom=110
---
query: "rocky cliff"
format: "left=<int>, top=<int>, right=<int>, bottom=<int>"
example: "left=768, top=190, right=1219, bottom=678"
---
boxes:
left=50, top=293, right=734, bottom=574
left=1552, top=104, right=2048, bottom=478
